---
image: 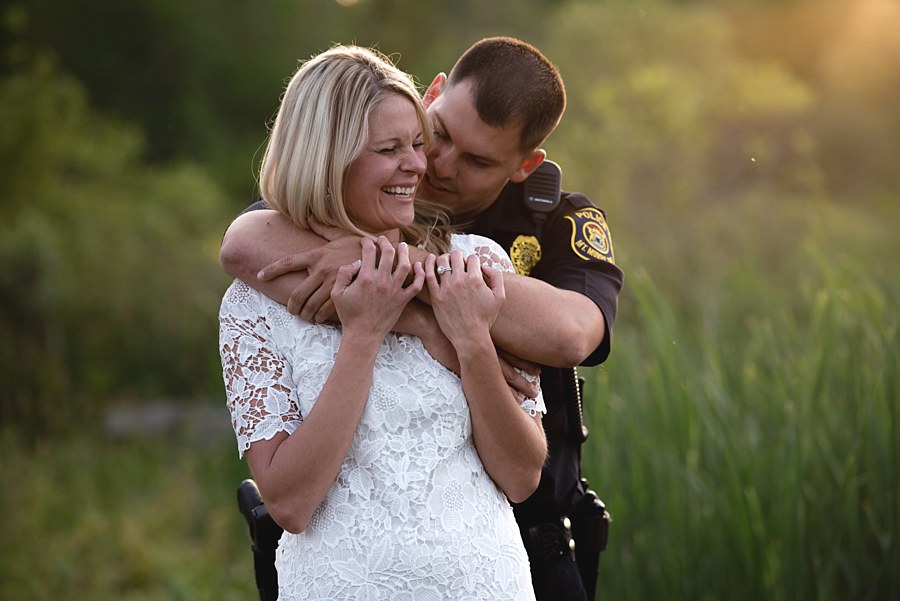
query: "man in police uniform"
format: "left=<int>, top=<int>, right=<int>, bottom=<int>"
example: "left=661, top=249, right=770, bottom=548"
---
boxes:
left=221, top=37, right=623, bottom=601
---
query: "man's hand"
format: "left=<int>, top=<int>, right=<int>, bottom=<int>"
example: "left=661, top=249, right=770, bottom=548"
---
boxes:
left=219, top=209, right=324, bottom=309
left=498, top=350, right=540, bottom=400
left=259, top=230, right=364, bottom=322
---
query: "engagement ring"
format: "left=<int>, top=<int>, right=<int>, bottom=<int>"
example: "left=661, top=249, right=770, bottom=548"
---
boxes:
left=436, top=265, right=452, bottom=275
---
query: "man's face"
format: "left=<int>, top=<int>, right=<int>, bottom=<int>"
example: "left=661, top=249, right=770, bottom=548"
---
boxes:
left=419, top=79, right=540, bottom=221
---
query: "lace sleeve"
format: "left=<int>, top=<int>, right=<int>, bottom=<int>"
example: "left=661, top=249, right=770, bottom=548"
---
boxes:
left=219, top=281, right=304, bottom=457
left=452, top=233, right=516, bottom=274
left=513, top=371, right=547, bottom=417
left=450, top=234, right=546, bottom=416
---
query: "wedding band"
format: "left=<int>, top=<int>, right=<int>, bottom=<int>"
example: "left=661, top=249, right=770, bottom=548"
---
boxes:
left=436, top=265, right=452, bottom=275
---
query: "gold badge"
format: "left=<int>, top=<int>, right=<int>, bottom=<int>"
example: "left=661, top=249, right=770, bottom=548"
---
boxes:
left=510, top=235, right=542, bottom=276
left=564, top=208, right=615, bottom=263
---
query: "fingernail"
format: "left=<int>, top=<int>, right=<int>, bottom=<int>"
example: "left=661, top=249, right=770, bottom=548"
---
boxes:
left=353, top=259, right=361, bottom=267
left=257, top=270, right=265, bottom=280
left=399, top=241, right=407, bottom=249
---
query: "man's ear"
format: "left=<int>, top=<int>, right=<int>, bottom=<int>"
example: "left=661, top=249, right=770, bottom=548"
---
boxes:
left=423, top=73, right=447, bottom=109
left=508, top=150, right=546, bottom=183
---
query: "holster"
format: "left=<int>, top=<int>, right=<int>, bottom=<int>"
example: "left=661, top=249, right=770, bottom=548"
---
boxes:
left=571, top=478, right=611, bottom=599
left=237, top=479, right=284, bottom=601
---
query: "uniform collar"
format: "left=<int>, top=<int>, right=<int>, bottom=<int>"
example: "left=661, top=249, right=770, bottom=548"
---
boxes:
left=467, top=181, right=536, bottom=239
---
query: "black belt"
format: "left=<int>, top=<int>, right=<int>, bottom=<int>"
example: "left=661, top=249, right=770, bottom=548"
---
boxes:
left=521, top=517, right=576, bottom=564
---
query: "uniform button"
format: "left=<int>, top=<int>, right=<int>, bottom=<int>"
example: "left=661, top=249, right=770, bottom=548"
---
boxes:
left=568, top=539, right=576, bottom=551
left=562, top=517, right=571, bottom=530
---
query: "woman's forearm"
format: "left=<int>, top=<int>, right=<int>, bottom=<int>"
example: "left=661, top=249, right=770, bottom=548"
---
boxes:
left=456, top=330, right=547, bottom=502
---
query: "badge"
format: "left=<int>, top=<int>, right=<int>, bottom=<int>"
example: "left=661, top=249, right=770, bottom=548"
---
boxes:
left=510, top=235, right=542, bottom=276
left=564, top=207, right=615, bottom=263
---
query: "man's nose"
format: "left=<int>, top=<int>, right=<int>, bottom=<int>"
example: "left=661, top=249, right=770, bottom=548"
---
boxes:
left=428, top=141, right=456, bottom=179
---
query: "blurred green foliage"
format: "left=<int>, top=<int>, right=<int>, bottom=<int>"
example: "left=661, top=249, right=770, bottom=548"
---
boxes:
left=0, top=48, right=229, bottom=436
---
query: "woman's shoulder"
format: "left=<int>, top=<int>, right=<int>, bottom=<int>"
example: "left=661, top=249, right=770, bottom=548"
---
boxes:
left=450, top=232, right=506, bottom=255
left=221, top=279, right=269, bottom=312
left=219, top=280, right=294, bottom=327
left=450, top=233, right=514, bottom=273
left=220, top=279, right=329, bottom=354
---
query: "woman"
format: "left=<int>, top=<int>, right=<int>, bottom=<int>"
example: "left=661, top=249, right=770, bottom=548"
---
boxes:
left=219, top=45, right=547, bottom=599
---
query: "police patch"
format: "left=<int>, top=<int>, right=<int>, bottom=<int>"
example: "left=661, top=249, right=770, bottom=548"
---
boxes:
left=564, top=207, right=615, bottom=263
left=510, top=235, right=542, bottom=276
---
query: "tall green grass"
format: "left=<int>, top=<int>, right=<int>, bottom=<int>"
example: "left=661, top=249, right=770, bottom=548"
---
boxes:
left=583, top=197, right=899, bottom=600
left=0, top=431, right=255, bottom=601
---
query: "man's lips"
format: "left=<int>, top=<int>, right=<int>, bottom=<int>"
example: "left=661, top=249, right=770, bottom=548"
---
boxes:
left=422, top=173, right=453, bottom=196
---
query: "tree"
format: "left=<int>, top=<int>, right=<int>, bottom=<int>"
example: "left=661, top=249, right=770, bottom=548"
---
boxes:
left=0, top=52, right=229, bottom=436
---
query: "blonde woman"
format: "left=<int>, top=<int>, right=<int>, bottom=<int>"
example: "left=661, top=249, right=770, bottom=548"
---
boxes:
left=219, top=45, right=546, bottom=599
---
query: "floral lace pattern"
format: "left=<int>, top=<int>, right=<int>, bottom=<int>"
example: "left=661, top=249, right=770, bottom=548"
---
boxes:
left=219, top=234, right=539, bottom=600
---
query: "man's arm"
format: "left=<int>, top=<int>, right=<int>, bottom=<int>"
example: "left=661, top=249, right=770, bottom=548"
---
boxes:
left=220, top=209, right=322, bottom=306
left=315, top=240, right=605, bottom=369
left=492, top=273, right=606, bottom=368
left=351, top=241, right=603, bottom=369
left=221, top=209, right=372, bottom=320
left=223, top=209, right=605, bottom=369
left=220, top=210, right=468, bottom=373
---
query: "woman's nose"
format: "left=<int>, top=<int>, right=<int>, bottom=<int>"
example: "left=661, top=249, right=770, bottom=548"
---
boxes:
left=403, top=147, right=426, bottom=174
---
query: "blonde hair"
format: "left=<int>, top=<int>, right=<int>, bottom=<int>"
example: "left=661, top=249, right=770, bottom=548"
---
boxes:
left=259, top=45, right=452, bottom=254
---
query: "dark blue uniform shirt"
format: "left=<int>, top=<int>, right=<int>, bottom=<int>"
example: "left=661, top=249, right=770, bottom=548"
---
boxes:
left=469, top=180, right=624, bottom=526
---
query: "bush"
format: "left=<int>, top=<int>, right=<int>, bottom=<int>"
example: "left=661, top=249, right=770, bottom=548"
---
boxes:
left=0, top=56, right=231, bottom=436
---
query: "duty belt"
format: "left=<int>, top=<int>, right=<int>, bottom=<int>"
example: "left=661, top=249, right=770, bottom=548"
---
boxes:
left=522, top=516, right=576, bottom=564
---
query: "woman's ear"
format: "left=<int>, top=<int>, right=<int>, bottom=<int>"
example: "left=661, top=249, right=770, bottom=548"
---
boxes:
left=508, top=150, right=546, bottom=184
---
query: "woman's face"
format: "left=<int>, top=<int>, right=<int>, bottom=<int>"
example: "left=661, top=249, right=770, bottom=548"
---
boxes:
left=343, top=93, right=427, bottom=238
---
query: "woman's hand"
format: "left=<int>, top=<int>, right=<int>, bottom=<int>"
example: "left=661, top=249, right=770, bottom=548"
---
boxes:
left=424, top=250, right=545, bottom=503
left=424, top=250, right=505, bottom=348
left=332, top=236, right=424, bottom=340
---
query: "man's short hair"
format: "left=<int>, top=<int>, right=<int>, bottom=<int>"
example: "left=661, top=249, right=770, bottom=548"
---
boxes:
left=447, top=37, right=566, bottom=155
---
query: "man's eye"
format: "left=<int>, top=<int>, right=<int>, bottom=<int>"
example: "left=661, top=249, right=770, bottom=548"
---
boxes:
left=433, top=129, right=446, bottom=140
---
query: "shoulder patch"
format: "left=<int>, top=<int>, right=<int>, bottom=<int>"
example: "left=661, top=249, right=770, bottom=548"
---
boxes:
left=510, top=235, right=542, bottom=276
left=564, top=207, right=615, bottom=263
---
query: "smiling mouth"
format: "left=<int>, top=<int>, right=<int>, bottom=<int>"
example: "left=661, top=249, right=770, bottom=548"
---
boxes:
left=382, top=185, right=417, bottom=198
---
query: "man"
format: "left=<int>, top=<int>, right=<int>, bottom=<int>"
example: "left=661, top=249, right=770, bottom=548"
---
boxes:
left=221, top=37, right=623, bottom=601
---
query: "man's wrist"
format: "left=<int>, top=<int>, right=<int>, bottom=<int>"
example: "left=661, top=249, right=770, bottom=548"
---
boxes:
left=395, top=301, right=432, bottom=338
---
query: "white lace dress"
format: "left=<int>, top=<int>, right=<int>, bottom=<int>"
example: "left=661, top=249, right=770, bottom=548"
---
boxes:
left=219, top=234, right=544, bottom=600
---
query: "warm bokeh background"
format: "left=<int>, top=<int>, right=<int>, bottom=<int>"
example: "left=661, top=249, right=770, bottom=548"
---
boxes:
left=2, top=0, right=897, bottom=599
